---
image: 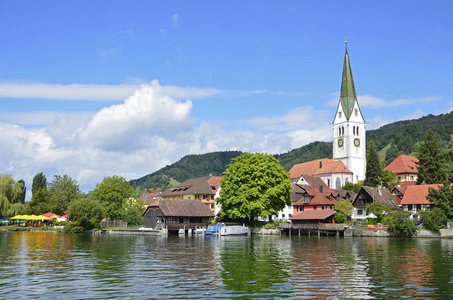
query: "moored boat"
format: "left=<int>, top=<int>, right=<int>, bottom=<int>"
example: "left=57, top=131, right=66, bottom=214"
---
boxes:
left=219, top=224, right=250, bottom=236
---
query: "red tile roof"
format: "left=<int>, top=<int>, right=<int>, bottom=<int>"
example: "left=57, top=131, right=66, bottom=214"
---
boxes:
left=42, top=212, right=61, bottom=218
left=160, top=176, right=222, bottom=197
left=148, top=199, right=214, bottom=217
left=400, top=184, right=442, bottom=205
left=291, top=210, right=335, bottom=220
left=289, top=158, right=352, bottom=179
left=384, top=155, right=419, bottom=175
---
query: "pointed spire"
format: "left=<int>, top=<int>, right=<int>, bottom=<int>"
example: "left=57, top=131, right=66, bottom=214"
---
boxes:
left=339, top=39, right=357, bottom=120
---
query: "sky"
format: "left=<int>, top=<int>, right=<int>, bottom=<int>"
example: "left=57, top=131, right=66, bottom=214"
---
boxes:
left=0, top=1, right=452, bottom=198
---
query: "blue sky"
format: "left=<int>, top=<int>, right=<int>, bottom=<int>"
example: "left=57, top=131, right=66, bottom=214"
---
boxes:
left=0, top=1, right=452, bottom=196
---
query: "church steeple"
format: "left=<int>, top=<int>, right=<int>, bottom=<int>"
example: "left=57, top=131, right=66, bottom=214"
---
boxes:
left=340, top=39, right=357, bottom=120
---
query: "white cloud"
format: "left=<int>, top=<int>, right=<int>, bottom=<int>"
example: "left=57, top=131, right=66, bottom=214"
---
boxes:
left=246, top=106, right=331, bottom=132
left=0, top=80, right=335, bottom=198
left=327, top=94, right=442, bottom=108
left=172, top=13, right=179, bottom=27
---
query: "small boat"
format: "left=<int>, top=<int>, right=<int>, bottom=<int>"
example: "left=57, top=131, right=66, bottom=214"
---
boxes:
left=204, top=224, right=224, bottom=235
left=219, top=224, right=250, bottom=236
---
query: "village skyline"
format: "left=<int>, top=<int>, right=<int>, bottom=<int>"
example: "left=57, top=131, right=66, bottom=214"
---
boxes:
left=0, top=1, right=452, bottom=197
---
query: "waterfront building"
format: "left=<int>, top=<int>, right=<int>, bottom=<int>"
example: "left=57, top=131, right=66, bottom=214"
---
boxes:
left=159, top=176, right=221, bottom=214
left=399, top=184, right=440, bottom=220
left=290, top=158, right=353, bottom=189
left=332, top=41, right=366, bottom=184
left=351, top=186, right=398, bottom=220
left=384, top=155, right=419, bottom=183
left=142, top=198, right=214, bottom=231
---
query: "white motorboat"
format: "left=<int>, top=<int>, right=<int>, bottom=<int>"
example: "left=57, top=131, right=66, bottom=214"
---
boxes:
left=219, top=224, right=250, bottom=236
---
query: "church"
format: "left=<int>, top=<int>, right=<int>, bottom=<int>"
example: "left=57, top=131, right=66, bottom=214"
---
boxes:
left=290, top=41, right=366, bottom=189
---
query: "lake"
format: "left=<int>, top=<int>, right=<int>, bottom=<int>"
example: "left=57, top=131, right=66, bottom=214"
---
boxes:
left=1, top=231, right=453, bottom=299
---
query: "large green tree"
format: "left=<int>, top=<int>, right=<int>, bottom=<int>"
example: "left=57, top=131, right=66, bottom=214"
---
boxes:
left=32, top=172, right=47, bottom=196
left=18, top=179, right=26, bottom=204
left=0, top=175, right=24, bottom=217
left=217, top=153, right=292, bottom=225
left=92, top=175, right=135, bottom=220
left=334, top=199, right=355, bottom=221
left=417, top=129, right=445, bottom=184
left=364, top=139, right=381, bottom=187
left=47, top=175, right=83, bottom=215
left=365, top=201, right=391, bottom=223
left=67, top=196, right=104, bottom=232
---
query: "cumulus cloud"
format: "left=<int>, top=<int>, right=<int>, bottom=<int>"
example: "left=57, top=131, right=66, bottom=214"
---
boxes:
left=0, top=80, right=334, bottom=198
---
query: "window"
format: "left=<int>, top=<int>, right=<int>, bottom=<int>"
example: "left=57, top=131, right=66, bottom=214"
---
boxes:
left=345, top=177, right=349, bottom=184
left=282, top=214, right=285, bottom=218
left=187, top=195, right=191, bottom=199
left=304, top=196, right=311, bottom=204
left=357, top=127, right=359, bottom=135
left=335, top=177, right=341, bottom=189
left=353, top=126, right=356, bottom=135
left=339, top=112, right=342, bottom=118
left=327, top=178, right=330, bottom=187
left=338, top=128, right=341, bottom=136
left=357, top=209, right=363, bottom=215
left=297, top=206, right=304, bottom=212
left=410, top=176, right=414, bottom=181
left=322, top=205, right=326, bottom=210
left=195, top=194, right=200, bottom=199
left=313, top=206, right=317, bottom=210
left=355, top=108, right=358, bottom=116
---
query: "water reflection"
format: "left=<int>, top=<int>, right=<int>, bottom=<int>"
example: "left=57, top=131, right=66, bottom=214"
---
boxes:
left=2, top=231, right=453, bottom=299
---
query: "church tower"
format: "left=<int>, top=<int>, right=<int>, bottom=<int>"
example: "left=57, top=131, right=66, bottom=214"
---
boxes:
left=332, top=41, right=366, bottom=183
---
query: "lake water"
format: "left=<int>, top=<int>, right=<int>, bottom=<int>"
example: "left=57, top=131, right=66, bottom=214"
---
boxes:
left=1, top=231, right=453, bottom=299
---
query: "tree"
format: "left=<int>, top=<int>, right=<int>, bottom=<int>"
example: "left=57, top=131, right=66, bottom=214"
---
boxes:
left=26, top=188, right=51, bottom=215
left=217, top=153, right=292, bottom=225
left=32, top=172, right=47, bottom=196
left=0, top=175, right=24, bottom=217
left=334, top=212, right=348, bottom=223
left=379, top=170, right=399, bottom=190
left=341, top=182, right=361, bottom=193
left=47, top=175, right=83, bottom=215
left=364, top=139, right=381, bottom=187
left=417, top=130, right=445, bottom=184
left=420, top=207, right=448, bottom=233
left=334, top=200, right=355, bottom=221
left=92, top=175, right=135, bottom=220
left=427, top=182, right=453, bottom=218
left=18, top=179, right=26, bottom=204
left=67, top=196, right=104, bottom=232
left=365, top=201, right=391, bottom=223
left=388, top=210, right=417, bottom=236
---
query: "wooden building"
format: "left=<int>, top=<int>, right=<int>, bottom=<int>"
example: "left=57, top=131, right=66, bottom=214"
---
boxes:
left=142, top=199, right=214, bottom=232
left=352, top=186, right=398, bottom=220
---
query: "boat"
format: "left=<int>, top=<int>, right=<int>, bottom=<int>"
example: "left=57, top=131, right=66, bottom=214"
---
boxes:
left=219, top=224, right=250, bottom=236
left=204, top=224, right=224, bottom=235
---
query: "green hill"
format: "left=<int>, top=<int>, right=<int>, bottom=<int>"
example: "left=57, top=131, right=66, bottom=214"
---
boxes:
left=130, top=112, right=453, bottom=194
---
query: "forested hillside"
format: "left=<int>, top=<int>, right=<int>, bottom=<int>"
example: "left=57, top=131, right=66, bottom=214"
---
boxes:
left=130, top=112, right=453, bottom=194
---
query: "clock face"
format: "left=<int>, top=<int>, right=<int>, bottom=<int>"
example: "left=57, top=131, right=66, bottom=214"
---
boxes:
left=338, top=138, right=344, bottom=147
left=354, top=138, right=360, bottom=147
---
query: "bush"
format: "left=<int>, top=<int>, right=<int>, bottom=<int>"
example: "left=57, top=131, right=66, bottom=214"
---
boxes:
left=388, top=210, right=417, bottom=236
left=420, top=207, right=448, bottom=233
left=334, top=212, right=347, bottom=223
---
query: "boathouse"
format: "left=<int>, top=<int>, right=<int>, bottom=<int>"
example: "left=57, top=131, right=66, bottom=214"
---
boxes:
left=142, top=199, right=214, bottom=233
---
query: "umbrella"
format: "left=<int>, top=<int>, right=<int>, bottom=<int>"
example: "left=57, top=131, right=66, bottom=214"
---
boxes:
left=9, top=215, right=26, bottom=220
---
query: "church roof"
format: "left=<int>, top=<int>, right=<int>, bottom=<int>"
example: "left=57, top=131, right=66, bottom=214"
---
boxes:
left=384, top=155, right=419, bottom=175
left=289, top=158, right=352, bottom=179
left=340, top=41, right=358, bottom=120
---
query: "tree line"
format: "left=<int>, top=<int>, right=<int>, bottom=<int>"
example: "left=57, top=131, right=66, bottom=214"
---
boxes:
left=0, top=173, right=144, bottom=232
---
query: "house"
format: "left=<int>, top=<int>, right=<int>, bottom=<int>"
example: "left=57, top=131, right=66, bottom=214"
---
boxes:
left=159, top=176, right=221, bottom=214
left=351, top=186, right=398, bottom=220
left=384, top=155, right=419, bottom=183
left=289, top=158, right=353, bottom=189
left=390, top=181, right=416, bottom=205
left=291, top=210, right=336, bottom=225
left=142, top=199, right=214, bottom=232
left=400, top=184, right=441, bottom=220
left=140, top=190, right=161, bottom=206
